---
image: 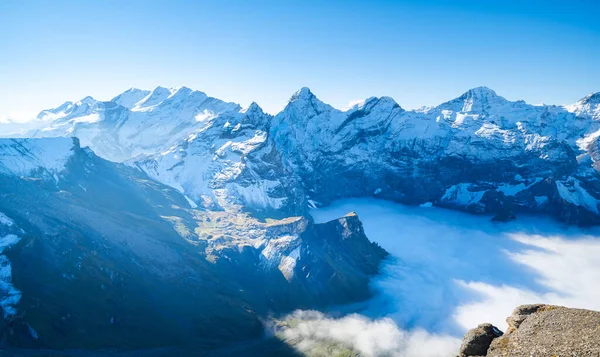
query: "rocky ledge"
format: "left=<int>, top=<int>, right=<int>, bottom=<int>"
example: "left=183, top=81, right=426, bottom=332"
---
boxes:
left=458, top=304, right=600, bottom=357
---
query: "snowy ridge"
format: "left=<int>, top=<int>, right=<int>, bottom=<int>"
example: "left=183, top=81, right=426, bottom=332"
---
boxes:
left=26, top=86, right=242, bottom=162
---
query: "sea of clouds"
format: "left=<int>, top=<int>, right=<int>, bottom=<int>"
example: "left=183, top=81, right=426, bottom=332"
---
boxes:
left=280, top=198, right=600, bottom=356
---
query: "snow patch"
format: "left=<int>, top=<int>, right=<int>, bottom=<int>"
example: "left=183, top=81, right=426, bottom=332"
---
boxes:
left=278, top=246, right=301, bottom=281
left=195, top=109, right=217, bottom=122
left=496, top=178, right=542, bottom=196
left=184, top=195, right=198, bottom=208
left=556, top=179, right=599, bottom=213
left=0, top=213, right=14, bottom=227
left=441, top=184, right=485, bottom=206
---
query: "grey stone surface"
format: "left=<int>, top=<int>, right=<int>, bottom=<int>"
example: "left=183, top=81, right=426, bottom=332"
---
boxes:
left=459, top=323, right=503, bottom=356
left=460, top=304, right=600, bottom=356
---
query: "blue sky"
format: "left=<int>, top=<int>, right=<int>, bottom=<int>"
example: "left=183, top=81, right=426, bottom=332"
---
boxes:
left=0, top=0, right=599, bottom=120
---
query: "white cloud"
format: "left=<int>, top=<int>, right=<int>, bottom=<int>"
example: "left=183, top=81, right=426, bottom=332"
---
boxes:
left=0, top=110, right=37, bottom=124
left=345, top=99, right=367, bottom=110
left=280, top=311, right=460, bottom=357
left=454, top=233, right=600, bottom=330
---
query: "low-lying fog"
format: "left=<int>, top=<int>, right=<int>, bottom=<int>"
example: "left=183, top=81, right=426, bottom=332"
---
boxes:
left=282, top=198, right=600, bottom=356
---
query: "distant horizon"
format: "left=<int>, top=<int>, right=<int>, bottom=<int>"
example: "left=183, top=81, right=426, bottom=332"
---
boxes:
left=1, top=0, right=599, bottom=122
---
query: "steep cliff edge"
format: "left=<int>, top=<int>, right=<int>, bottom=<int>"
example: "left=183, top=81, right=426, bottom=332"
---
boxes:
left=458, top=304, right=600, bottom=357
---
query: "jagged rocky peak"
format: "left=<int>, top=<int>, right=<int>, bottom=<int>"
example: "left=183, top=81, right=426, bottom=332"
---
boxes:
left=77, top=95, right=97, bottom=106
left=240, top=102, right=271, bottom=127
left=565, top=91, right=600, bottom=118
left=286, top=87, right=333, bottom=112
left=241, top=101, right=263, bottom=115
left=290, top=86, right=315, bottom=102
left=580, top=91, right=600, bottom=105
left=463, top=86, right=500, bottom=98
left=275, top=87, right=341, bottom=127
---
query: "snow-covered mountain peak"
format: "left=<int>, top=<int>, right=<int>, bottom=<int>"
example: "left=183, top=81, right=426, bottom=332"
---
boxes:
left=168, top=86, right=194, bottom=98
left=580, top=92, right=600, bottom=104
left=36, top=101, right=74, bottom=120
left=581, top=92, right=600, bottom=105
left=565, top=91, right=600, bottom=119
left=135, top=86, right=175, bottom=109
left=76, top=96, right=97, bottom=106
left=167, top=86, right=208, bottom=103
left=36, top=97, right=98, bottom=123
left=464, top=86, right=499, bottom=98
left=132, top=86, right=217, bottom=113
left=283, top=87, right=335, bottom=120
left=240, top=102, right=272, bottom=128
left=290, top=87, right=315, bottom=102
left=241, top=102, right=265, bottom=116
left=440, top=86, right=509, bottom=113
left=111, top=88, right=152, bottom=109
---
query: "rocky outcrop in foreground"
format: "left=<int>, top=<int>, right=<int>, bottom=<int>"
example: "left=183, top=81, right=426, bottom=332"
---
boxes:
left=459, top=304, right=600, bottom=356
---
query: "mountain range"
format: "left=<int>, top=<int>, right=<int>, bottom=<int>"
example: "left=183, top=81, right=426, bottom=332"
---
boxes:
left=8, top=85, right=600, bottom=224
left=1, top=85, right=600, bottom=354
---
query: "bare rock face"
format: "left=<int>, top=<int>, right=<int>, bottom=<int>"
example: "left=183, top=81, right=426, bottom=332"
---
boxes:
left=458, top=323, right=503, bottom=357
left=488, top=304, right=600, bottom=356
left=459, top=304, right=600, bottom=357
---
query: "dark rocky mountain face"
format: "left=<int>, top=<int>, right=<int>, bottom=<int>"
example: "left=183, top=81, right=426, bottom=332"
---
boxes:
left=0, top=138, right=387, bottom=353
